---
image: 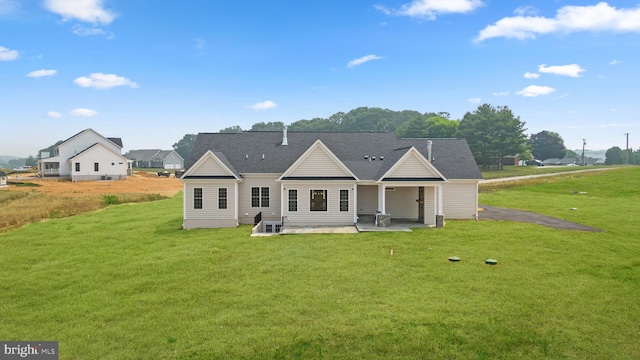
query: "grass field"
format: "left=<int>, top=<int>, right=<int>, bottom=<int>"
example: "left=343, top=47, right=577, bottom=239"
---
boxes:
left=1, top=167, right=639, bottom=359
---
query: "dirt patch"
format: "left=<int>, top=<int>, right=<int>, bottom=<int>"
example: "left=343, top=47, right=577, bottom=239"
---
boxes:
left=479, top=205, right=604, bottom=232
left=2, top=171, right=183, bottom=197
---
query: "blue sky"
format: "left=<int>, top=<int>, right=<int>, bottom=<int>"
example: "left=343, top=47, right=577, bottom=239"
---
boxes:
left=1, top=0, right=639, bottom=157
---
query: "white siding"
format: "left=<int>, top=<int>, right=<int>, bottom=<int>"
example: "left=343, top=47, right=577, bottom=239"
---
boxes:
left=385, top=187, right=419, bottom=219
left=58, top=130, right=121, bottom=176
left=282, top=181, right=355, bottom=226
left=287, top=146, right=351, bottom=177
left=238, top=175, right=281, bottom=225
left=69, top=145, right=128, bottom=181
left=424, top=187, right=436, bottom=226
left=357, top=185, right=378, bottom=215
left=191, top=156, right=232, bottom=176
left=442, top=181, right=479, bottom=219
left=163, top=152, right=184, bottom=169
left=183, top=180, right=238, bottom=228
left=387, top=153, right=438, bottom=178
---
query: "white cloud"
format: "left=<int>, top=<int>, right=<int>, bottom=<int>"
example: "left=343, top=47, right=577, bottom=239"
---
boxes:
left=609, top=59, right=622, bottom=65
left=72, top=25, right=106, bottom=36
left=44, top=0, right=116, bottom=24
left=468, top=97, right=482, bottom=103
left=514, top=6, right=538, bottom=16
left=0, top=0, right=19, bottom=15
left=347, top=54, right=383, bottom=68
left=47, top=111, right=62, bottom=118
left=493, top=91, right=510, bottom=96
left=0, top=45, right=18, bottom=61
left=600, top=123, right=625, bottom=128
left=516, top=85, right=556, bottom=97
left=377, top=0, right=483, bottom=19
left=476, top=2, right=640, bottom=42
left=27, top=69, right=57, bottom=78
left=249, top=101, right=277, bottom=110
left=74, top=73, right=138, bottom=89
left=524, top=72, right=540, bottom=79
left=70, top=108, right=98, bottom=117
left=539, top=64, right=585, bottom=77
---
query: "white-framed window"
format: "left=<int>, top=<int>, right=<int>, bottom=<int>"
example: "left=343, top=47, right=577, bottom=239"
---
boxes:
left=251, top=187, right=269, bottom=208
left=194, top=188, right=203, bottom=209
left=218, top=188, right=227, bottom=210
left=310, top=189, right=327, bottom=212
left=288, top=189, right=298, bottom=212
left=340, top=189, right=349, bottom=212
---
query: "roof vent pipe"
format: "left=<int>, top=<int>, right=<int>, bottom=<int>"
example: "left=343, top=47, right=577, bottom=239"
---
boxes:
left=427, top=140, right=433, bottom=163
left=282, top=126, right=288, bottom=146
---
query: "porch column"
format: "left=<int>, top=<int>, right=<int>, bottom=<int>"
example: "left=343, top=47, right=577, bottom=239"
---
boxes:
left=353, top=185, right=358, bottom=223
left=378, top=184, right=386, bottom=214
left=437, top=184, right=444, bottom=215
left=234, top=181, right=239, bottom=222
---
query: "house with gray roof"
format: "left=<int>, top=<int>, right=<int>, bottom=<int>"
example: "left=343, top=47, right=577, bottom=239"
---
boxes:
left=180, top=129, right=483, bottom=231
left=37, top=128, right=131, bottom=181
left=124, top=149, right=184, bottom=169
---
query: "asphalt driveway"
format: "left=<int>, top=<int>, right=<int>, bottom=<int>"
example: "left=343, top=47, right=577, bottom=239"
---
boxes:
left=478, top=205, right=604, bottom=232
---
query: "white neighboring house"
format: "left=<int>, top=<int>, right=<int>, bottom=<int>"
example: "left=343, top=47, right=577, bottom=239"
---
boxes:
left=38, top=128, right=131, bottom=181
left=180, top=130, right=483, bottom=231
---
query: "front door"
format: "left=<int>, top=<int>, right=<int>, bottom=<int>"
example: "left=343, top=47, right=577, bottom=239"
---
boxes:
left=418, top=187, right=424, bottom=223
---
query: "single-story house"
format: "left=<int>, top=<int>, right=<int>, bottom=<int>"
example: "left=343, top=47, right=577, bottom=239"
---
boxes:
left=180, top=130, right=483, bottom=231
left=124, top=149, right=184, bottom=169
left=38, top=128, right=131, bottom=181
left=0, top=171, right=6, bottom=187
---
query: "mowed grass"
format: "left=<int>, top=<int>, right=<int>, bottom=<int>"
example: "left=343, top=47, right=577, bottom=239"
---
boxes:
left=1, top=168, right=639, bottom=359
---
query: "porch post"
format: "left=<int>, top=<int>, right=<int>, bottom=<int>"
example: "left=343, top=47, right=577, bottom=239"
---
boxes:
left=378, top=184, right=386, bottom=214
left=353, top=185, right=358, bottom=223
left=234, top=181, right=239, bottom=222
left=437, top=184, right=444, bottom=215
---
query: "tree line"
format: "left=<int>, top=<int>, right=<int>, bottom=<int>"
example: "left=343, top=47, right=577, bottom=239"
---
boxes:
left=172, top=104, right=639, bottom=168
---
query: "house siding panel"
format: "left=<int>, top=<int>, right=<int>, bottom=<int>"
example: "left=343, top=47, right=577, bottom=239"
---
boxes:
left=282, top=182, right=355, bottom=226
left=70, top=145, right=128, bottom=181
left=183, top=180, right=238, bottom=228
left=288, top=147, right=350, bottom=177
left=443, top=182, right=478, bottom=219
left=388, top=154, right=438, bottom=178
left=386, top=187, right=419, bottom=219
left=192, top=157, right=233, bottom=176
left=357, top=185, right=378, bottom=215
left=238, top=175, right=281, bottom=225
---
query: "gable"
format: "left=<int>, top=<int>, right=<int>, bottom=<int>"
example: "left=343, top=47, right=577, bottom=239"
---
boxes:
left=380, top=147, right=446, bottom=181
left=280, top=140, right=356, bottom=180
left=69, top=143, right=128, bottom=162
left=183, top=150, right=240, bottom=179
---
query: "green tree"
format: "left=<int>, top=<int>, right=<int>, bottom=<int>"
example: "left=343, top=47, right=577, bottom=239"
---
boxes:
left=425, top=116, right=459, bottom=138
left=173, top=134, right=197, bottom=162
left=25, top=156, right=36, bottom=167
left=457, top=104, right=528, bottom=170
left=395, top=115, right=430, bottom=138
left=565, top=149, right=578, bottom=158
left=219, top=125, right=243, bottom=133
left=605, top=146, right=625, bottom=165
left=395, top=115, right=459, bottom=139
left=250, top=122, right=285, bottom=131
left=529, top=130, right=567, bottom=160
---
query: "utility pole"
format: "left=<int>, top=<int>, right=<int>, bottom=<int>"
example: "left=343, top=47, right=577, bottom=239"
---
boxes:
left=582, top=139, right=586, bottom=166
left=624, top=133, right=629, bottom=165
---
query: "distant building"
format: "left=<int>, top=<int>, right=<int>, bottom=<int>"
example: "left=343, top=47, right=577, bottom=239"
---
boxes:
left=124, top=149, right=184, bottom=169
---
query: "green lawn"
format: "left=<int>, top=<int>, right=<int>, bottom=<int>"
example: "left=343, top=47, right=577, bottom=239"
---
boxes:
left=1, top=167, right=639, bottom=359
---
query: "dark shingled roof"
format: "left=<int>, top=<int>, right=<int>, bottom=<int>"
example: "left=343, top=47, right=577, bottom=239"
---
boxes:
left=187, top=132, right=482, bottom=180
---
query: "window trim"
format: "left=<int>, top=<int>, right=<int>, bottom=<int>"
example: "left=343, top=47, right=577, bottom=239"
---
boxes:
left=193, top=187, right=203, bottom=210
left=75, top=162, right=80, bottom=172
left=218, top=187, right=228, bottom=210
left=288, top=189, right=298, bottom=212
left=94, top=162, right=99, bottom=172
left=310, top=189, right=328, bottom=212
left=251, top=186, right=270, bottom=208
left=339, top=189, right=349, bottom=212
